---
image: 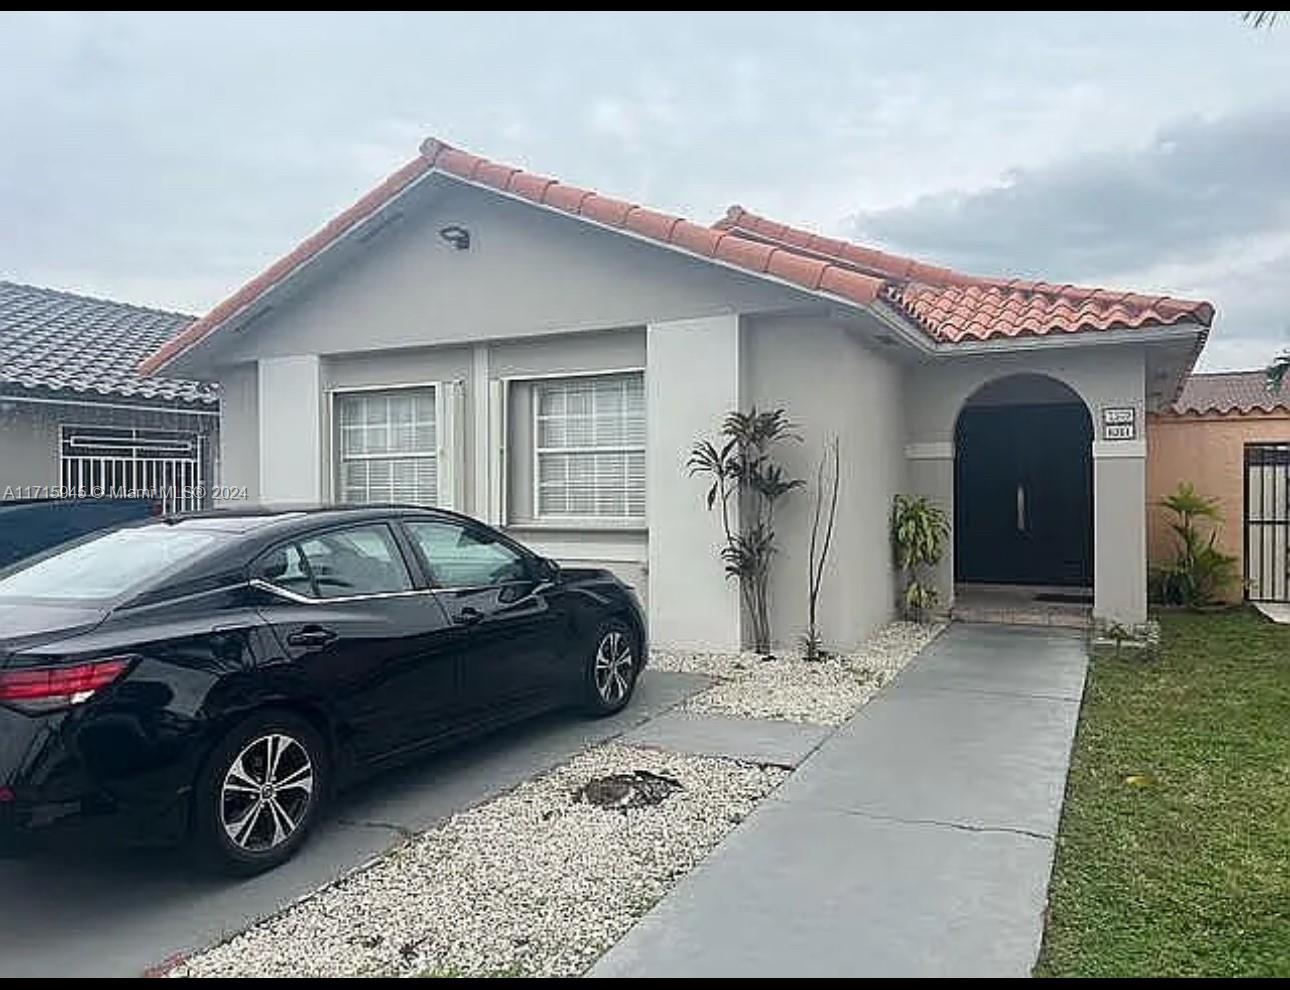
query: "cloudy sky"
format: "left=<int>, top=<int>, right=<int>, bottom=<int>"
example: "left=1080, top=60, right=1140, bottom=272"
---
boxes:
left=1, top=11, right=1287, bottom=369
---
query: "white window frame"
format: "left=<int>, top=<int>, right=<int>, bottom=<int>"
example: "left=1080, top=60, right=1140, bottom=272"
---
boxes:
left=330, top=383, right=440, bottom=507
left=530, top=370, right=646, bottom=526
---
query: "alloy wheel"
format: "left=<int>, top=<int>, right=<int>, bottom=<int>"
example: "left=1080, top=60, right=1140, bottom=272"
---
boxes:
left=220, top=732, right=315, bottom=852
left=594, top=630, right=634, bottom=705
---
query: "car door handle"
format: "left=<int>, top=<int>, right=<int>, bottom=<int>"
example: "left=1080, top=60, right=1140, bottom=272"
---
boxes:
left=453, top=606, right=485, bottom=626
left=287, top=625, right=338, bottom=648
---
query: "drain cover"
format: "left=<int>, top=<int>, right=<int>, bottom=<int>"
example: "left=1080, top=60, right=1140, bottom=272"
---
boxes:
left=575, top=770, right=683, bottom=809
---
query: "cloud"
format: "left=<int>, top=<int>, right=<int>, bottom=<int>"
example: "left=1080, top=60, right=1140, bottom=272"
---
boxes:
left=1, top=9, right=1288, bottom=375
left=850, top=105, right=1290, bottom=369
left=851, top=106, right=1290, bottom=281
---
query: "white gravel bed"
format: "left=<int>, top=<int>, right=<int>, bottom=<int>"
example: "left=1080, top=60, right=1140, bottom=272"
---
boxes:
left=651, top=620, right=943, bottom=726
left=172, top=744, right=787, bottom=979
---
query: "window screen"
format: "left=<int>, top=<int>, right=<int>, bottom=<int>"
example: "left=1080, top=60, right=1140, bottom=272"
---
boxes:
left=534, top=373, right=645, bottom=520
left=337, top=389, right=437, bottom=506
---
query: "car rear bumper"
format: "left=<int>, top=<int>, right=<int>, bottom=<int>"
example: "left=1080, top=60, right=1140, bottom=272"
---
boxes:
left=0, top=704, right=191, bottom=854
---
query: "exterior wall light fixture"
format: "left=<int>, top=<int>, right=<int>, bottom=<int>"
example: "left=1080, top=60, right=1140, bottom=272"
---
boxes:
left=439, top=225, right=471, bottom=250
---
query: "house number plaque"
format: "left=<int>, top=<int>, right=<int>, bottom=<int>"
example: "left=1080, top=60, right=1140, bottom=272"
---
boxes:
left=1102, top=406, right=1136, bottom=441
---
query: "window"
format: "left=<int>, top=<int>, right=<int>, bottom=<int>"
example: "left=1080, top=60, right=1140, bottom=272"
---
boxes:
left=405, top=520, right=528, bottom=588
left=0, top=526, right=223, bottom=604
left=336, top=389, right=437, bottom=506
left=259, top=524, right=413, bottom=599
left=254, top=543, right=314, bottom=598
left=534, top=373, right=645, bottom=520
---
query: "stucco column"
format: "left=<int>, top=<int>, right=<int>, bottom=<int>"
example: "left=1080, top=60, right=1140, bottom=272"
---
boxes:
left=1093, top=439, right=1148, bottom=625
left=258, top=354, right=322, bottom=504
left=904, top=442, right=956, bottom=612
left=646, top=314, right=743, bottom=651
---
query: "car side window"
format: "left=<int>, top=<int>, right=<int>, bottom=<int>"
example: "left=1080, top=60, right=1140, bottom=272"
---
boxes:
left=254, top=543, right=315, bottom=597
left=298, top=524, right=412, bottom=599
left=404, top=520, right=529, bottom=588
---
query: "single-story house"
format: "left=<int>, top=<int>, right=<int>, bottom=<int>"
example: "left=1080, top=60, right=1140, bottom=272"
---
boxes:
left=0, top=280, right=219, bottom=511
left=1147, top=371, right=1290, bottom=604
left=140, top=137, right=1214, bottom=651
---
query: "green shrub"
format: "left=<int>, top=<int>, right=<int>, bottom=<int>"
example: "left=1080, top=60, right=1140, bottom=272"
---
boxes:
left=1152, top=482, right=1237, bottom=607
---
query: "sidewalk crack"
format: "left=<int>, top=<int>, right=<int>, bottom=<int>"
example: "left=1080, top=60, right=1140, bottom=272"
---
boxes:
left=771, top=797, right=1054, bottom=841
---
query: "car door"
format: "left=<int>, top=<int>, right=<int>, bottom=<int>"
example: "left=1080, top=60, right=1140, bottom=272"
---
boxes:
left=400, top=517, right=565, bottom=719
left=251, top=521, right=459, bottom=763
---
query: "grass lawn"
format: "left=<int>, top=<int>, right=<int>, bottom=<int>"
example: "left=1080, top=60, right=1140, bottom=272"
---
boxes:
left=1036, top=609, right=1290, bottom=977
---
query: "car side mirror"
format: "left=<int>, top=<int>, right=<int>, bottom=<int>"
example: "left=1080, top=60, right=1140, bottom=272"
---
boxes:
left=538, top=556, right=562, bottom=582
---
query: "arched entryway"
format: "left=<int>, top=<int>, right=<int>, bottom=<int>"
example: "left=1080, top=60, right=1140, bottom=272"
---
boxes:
left=954, top=374, right=1093, bottom=589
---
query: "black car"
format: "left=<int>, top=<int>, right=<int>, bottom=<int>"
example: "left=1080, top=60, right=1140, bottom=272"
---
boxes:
left=0, top=506, right=646, bottom=874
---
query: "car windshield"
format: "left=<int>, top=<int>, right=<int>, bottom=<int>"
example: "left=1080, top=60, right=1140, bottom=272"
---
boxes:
left=0, top=525, right=224, bottom=604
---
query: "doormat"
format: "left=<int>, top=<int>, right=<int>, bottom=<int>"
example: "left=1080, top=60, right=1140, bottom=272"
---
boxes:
left=1034, top=592, right=1094, bottom=605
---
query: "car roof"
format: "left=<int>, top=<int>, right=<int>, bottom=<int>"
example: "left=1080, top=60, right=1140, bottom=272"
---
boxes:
left=152, top=504, right=474, bottom=540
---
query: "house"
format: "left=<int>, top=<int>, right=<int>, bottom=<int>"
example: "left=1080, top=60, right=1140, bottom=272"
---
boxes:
left=1147, top=371, right=1290, bottom=604
left=0, top=281, right=219, bottom=512
left=139, top=137, right=1214, bottom=651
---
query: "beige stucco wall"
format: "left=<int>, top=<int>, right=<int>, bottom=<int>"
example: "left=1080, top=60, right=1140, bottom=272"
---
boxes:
left=1146, top=410, right=1290, bottom=602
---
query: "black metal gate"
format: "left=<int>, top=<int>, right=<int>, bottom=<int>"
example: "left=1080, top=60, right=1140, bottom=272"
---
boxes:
left=1244, top=443, right=1290, bottom=602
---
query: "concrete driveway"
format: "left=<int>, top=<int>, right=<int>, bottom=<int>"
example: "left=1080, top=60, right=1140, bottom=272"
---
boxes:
left=593, top=624, right=1088, bottom=978
left=0, top=671, right=708, bottom=978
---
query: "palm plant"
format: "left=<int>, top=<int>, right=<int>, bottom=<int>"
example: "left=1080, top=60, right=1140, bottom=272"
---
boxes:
left=1267, top=349, right=1290, bottom=394
left=891, top=494, right=949, bottom=621
left=1152, top=482, right=1237, bottom=607
left=687, top=408, right=803, bottom=653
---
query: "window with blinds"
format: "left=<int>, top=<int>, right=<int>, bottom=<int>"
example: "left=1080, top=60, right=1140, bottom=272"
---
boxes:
left=534, top=373, right=645, bottom=521
left=336, top=389, right=437, bottom=506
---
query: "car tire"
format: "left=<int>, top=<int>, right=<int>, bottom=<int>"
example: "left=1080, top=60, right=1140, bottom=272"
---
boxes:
left=191, top=710, right=328, bottom=876
left=582, top=618, right=640, bottom=717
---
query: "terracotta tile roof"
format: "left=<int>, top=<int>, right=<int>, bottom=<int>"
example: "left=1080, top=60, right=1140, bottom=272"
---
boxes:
left=140, top=138, right=1214, bottom=375
left=717, top=206, right=1215, bottom=344
left=141, top=139, right=890, bottom=375
left=0, top=281, right=215, bottom=406
left=1165, top=371, right=1290, bottom=416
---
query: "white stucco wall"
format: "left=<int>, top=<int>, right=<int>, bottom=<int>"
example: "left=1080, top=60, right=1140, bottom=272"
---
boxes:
left=197, top=180, right=809, bottom=369
left=217, top=362, right=258, bottom=504
left=646, top=314, right=744, bottom=651
left=745, top=313, right=907, bottom=650
left=257, top=354, right=321, bottom=504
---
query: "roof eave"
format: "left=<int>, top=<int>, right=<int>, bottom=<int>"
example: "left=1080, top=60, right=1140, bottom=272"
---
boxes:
left=0, top=382, right=220, bottom=415
left=139, top=156, right=437, bottom=377
left=141, top=159, right=894, bottom=377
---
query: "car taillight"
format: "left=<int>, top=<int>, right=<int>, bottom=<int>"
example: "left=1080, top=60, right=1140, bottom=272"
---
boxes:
left=0, top=657, right=133, bottom=713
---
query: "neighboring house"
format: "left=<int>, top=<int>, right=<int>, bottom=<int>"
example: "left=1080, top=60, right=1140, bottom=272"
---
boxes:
left=1147, top=371, right=1290, bottom=604
left=0, top=281, right=219, bottom=511
left=140, top=137, right=1214, bottom=651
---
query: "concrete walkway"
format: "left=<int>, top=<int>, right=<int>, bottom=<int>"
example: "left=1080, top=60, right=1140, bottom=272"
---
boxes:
left=591, top=624, right=1088, bottom=978
left=621, top=710, right=831, bottom=768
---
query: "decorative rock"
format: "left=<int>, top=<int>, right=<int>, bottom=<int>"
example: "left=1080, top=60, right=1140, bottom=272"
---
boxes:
left=171, top=745, right=786, bottom=979
left=651, top=620, right=943, bottom=726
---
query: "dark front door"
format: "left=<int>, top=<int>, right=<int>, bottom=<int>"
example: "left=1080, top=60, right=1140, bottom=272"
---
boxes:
left=955, top=402, right=1093, bottom=587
